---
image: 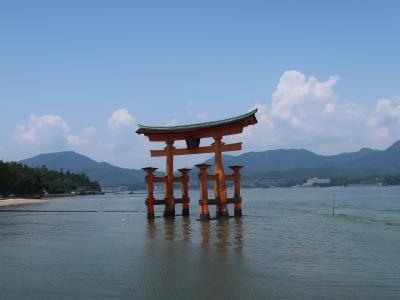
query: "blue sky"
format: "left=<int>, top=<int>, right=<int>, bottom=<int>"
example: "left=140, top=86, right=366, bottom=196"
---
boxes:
left=1, top=1, right=400, bottom=168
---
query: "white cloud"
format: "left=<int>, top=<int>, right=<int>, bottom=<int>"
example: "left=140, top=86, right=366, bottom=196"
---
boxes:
left=66, top=126, right=97, bottom=148
left=374, top=97, right=400, bottom=123
left=244, top=70, right=400, bottom=154
left=11, top=110, right=194, bottom=168
left=67, top=134, right=89, bottom=146
left=9, top=75, right=400, bottom=169
left=364, top=97, right=400, bottom=143
left=270, top=71, right=339, bottom=128
left=83, top=126, right=96, bottom=136
left=108, top=108, right=135, bottom=128
left=14, top=114, right=70, bottom=146
left=323, top=103, right=336, bottom=114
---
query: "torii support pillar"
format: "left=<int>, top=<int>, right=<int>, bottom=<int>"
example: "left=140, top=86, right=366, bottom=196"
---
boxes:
left=196, top=164, right=211, bottom=220
left=178, top=168, right=191, bottom=216
left=229, top=165, right=243, bottom=217
left=143, top=167, right=157, bottom=219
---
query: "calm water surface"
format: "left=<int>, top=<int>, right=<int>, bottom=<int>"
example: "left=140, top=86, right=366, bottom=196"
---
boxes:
left=0, top=187, right=399, bottom=299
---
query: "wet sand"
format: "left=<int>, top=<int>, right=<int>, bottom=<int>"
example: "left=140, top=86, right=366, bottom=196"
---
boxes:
left=0, top=198, right=47, bottom=207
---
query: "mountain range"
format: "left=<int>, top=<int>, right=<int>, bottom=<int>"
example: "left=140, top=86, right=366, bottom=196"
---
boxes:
left=20, top=140, right=400, bottom=188
left=206, top=140, right=400, bottom=180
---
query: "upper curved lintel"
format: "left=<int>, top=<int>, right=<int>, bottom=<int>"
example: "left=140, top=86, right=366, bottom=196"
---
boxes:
left=136, top=108, right=258, bottom=135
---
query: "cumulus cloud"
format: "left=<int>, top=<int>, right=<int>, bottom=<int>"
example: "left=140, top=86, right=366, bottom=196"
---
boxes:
left=14, top=114, right=70, bottom=146
left=12, top=110, right=150, bottom=168
left=323, top=103, right=336, bottom=114
left=374, top=97, right=400, bottom=124
left=270, top=71, right=339, bottom=128
left=244, top=70, right=400, bottom=154
left=83, top=126, right=96, bottom=136
left=365, top=97, right=400, bottom=141
left=66, top=126, right=96, bottom=148
left=71, top=108, right=152, bottom=168
left=67, top=134, right=89, bottom=146
left=10, top=76, right=400, bottom=168
left=108, top=108, right=135, bottom=128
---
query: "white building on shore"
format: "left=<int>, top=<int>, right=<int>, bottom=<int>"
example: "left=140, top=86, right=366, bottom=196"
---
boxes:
left=303, top=178, right=331, bottom=187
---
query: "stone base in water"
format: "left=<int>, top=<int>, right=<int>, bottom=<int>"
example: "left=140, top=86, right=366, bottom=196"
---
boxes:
left=234, top=209, right=242, bottom=217
left=199, top=212, right=210, bottom=220
left=163, top=210, right=175, bottom=218
left=216, top=210, right=229, bottom=218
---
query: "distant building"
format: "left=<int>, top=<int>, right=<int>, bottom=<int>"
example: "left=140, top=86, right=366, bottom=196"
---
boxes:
left=303, top=178, right=331, bottom=187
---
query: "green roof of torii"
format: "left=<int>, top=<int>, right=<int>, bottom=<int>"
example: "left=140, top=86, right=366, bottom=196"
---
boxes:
left=136, top=108, right=258, bottom=135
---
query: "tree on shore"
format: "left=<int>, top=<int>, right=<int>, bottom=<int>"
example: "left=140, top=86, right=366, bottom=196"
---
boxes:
left=0, top=161, right=101, bottom=197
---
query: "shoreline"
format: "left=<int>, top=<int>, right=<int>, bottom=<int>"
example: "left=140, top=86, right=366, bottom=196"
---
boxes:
left=0, top=198, right=48, bottom=207
left=0, top=193, right=104, bottom=207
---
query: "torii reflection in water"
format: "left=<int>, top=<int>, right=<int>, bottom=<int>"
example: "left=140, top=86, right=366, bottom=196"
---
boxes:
left=146, top=218, right=244, bottom=254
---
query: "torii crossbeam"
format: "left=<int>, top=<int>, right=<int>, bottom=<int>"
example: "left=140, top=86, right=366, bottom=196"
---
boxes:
left=136, top=109, right=258, bottom=219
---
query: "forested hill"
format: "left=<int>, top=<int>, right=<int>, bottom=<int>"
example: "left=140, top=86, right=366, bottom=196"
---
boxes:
left=0, top=161, right=101, bottom=197
left=20, top=151, right=144, bottom=189
left=19, top=140, right=400, bottom=188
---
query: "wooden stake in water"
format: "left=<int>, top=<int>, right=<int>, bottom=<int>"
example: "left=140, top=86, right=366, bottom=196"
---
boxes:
left=332, top=193, right=335, bottom=216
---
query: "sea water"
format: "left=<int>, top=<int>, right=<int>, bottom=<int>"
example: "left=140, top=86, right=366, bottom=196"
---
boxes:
left=0, top=186, right=399, bottom=299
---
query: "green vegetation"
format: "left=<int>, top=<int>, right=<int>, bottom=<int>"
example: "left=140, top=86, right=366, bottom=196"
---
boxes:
left=0, top=161, right=101, bottom=197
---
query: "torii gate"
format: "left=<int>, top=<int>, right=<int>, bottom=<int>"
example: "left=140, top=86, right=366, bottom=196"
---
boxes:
left=136, top=109, right=258, bottom=219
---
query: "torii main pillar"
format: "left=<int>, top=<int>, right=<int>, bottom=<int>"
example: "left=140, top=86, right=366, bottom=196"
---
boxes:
left=164, top=140, right=175, bottom=217
left=213, top=136, right=228, bottom=217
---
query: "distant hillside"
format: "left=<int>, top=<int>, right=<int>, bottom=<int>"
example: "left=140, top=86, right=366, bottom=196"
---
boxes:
left=20, top=151, right=145, bottom=188
left=20, top=140, right=400, bottom=188
left=205, top=140, right=400, bottom=180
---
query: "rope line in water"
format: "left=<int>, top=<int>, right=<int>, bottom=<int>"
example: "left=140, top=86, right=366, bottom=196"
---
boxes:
left=0, top=210, right=143, bottom=213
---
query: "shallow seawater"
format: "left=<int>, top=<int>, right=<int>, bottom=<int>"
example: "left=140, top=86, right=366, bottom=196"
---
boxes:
left=0, top=187, right=399, bottom=299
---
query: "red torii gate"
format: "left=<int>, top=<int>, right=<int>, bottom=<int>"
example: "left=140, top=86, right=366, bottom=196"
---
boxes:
left=136, top=109, right=258, bottom=219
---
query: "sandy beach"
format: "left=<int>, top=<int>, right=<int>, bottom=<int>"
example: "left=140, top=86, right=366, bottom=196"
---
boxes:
left=0, top=198, right=48, bottom=207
